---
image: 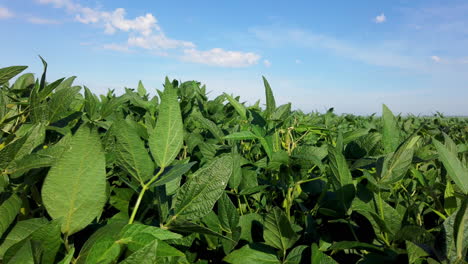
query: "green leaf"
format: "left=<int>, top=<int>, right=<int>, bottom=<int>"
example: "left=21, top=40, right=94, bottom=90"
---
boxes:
left=224, top=244, right=280, bottom=264
left=113, top=119, right=155, bottom=184
left=172, top=155, right=233, bottom=220
left=47, top=85, right=81, bottom=123
left=84, top=237, right=121, bottom=264
left=382, top=104, right=399, bottom=154
left=0, top=218, right=48, bottom=259
left=120, top=224, right=183, bottom=241
left=137, top=81, right=147, bottom=97
left=263, top=207, right=299, bottom=254
left=343, top=128, right=370, bottom=145
left=224, top=93, right=247, bottom=119
left=3, top=239, right=34, bottom=264
left=166, top=219, right=234, bottom=242
left=0, top=66, right=28, bottom=85
left=434, top=138, right=468, bottom=194
left=405, top=241, right=429, bottom=263
left=453, top=198, right=468, bottom=262
left=379, top=136, right=419, bottom=185
left=150, top=162, right=196, bottom=187
left=329, top=241, right=383, bottom=252
left=239, top=213, right=263, bottom=243
left=120, top=239, right=158, bottom=264
left=57, top=247, right=75, bottom=264
left=12, top=73, right=35, bottom=90
left=41, top=124, right=107, bottom=235
left=328, top=145, right=355, bottom=212
left=218, top=192, right=239, bottom=233
left=149, top=80, right=184, bottom=168
left=284, top=245, right=308, bottom=264
left=0, top=194, right=22, bottom=238
left=224, top=131, right=259, bottom=140
left=192, top=111, right=225, bottom=141
left=30, top=219, right=62, bottom=264
left=263, top=76, right=276, bottom=117
left=311, top=243, right=338, bottom=264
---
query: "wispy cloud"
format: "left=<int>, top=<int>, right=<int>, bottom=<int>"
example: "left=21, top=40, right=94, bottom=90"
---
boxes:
left=27, top=16, right=60, bottom=24
left=431, top=55, right=441, bottom=62
left=0, top=6, right=14, bottom=19
left=250, top=27, right=424, bottom=70
left=374, top=13, right=386, bottom=23
left=37, top=0, right=260, bottom=67
left=182, top=48, right=260, bottom=67
left=102, top=43, right=133, bottom=53
left=263, top=59, right=271, bottom=67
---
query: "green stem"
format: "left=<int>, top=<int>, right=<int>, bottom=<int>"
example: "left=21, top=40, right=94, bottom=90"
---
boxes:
left=128, top=167, right=165, bottom=224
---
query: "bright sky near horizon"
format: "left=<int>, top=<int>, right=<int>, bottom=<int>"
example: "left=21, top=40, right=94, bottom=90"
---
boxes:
left=1, top=0, right=467, bottom=115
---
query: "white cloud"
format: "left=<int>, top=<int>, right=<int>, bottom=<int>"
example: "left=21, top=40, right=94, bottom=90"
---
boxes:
left=128, top=35, right=194, bottom=50
left=251, top=27, right=425, bottom=70
left=182, top=48, right=260, bottom=67
left=263, top=59, right=271, bottom=67
left=103, top=43, right=132, bottom=52
left=375, top=13, right=386, bottom=23
left=28, top=17, right=60, bottom=24
left=37, top=0, right=260, bottom=67
left=431, top=55, right=441, bottom=62
left=0, top=7, right=14, bottom=19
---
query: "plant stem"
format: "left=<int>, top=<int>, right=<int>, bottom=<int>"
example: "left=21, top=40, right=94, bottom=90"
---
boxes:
left=128, top=167, right=165, bottom=224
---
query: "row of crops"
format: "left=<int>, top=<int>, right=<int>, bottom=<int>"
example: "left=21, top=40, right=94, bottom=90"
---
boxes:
left=0, top=60, right=467, bottom=263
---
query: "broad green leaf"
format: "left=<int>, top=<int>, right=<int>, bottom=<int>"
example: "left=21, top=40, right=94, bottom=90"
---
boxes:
left=453, top=198, right=468, bottom=262
left=434, top=138, right=468, bottom=194
left=329, top=241, right=383, bottom=252
left=76, top=221, right=126, bottom=264
left=263, top=207, right=299, bottom=254
left=166, top=219, right=234, bottom=242
left=0, top=218, right=48, bottom=259
left=192, top=111, right=225, bottom=141
left=442, top=202, right=468, bottom=263
left=263, top=76, right=276, bottom=117
left=271, top=103, right=291, bottom=121
left=57, top=247, right=75, bottom=264
left=42, top=124, right=107, bottom=235
left=224, top=244, right=280, bottom=264
left=0, top=194, right=22, bottom=238
left=120, top=224, right=183, bottom=241
left=47, top=85, right=81, bottom=123
left=137, top=80, right=147, bottom=97
left=30, top=219, right=62, bottom=264
left=3, top=239, right=34, bottom=264
left=151, top=162, right=196, bottom=188
left=224, top=131, right=259, bottom=140
left=120, top=239, right=158, bottom=264
left=84, top=237, right=121, bottom=264
left=149, top=80, right=184, bottom=168
left=172, top=155, right=233, bottom=220
left=7, top=133, right=72, bottom=177
left=284, top=245, right=308, bottom=264
left=12, top=73, right=35, bottom=90
left=217, top=192, right=239, bottom=233
left=311, top=243, right=338, bottom=264
left=0, top=66, right=28, bottom=85
left=382, top=104, right=399, bottom=154
left=328, top=145, right=355, bottom=212
left=380, top=135, right=419, bottom=185
left=406, top=241, right=429, bottom=263
left=113, top=119, right=154, bottom=184
left=224, top=93, right=247, bottom=119
left=239, top=213, right=263, bottom=243
left=343, top=128, right=370, bottom=145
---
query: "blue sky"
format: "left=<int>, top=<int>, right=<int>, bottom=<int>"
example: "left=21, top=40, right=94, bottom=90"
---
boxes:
left=1, top=0, right=467, bottom=115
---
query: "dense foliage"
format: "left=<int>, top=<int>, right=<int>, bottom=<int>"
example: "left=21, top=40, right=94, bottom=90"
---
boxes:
left=0, top=60, right=467, bottom=264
